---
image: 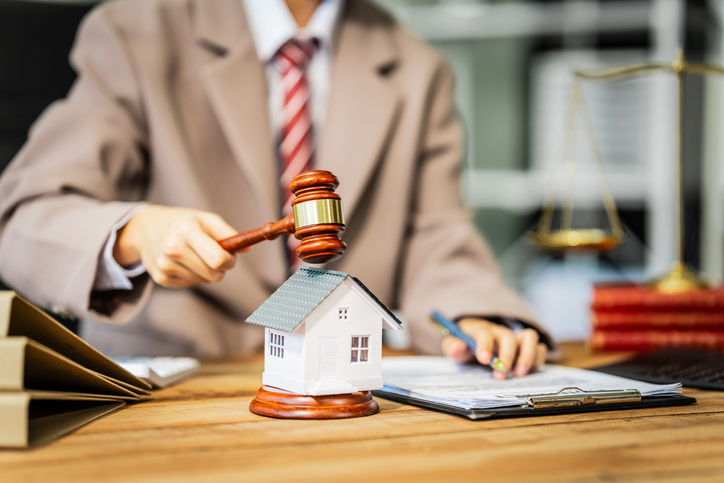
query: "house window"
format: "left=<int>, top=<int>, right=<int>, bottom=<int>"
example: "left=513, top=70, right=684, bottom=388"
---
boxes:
left=351, top=335, right=369, bottom=363
left=338, top=308, right=349, bottom=320
left=270, top=332, right=285, bottom=358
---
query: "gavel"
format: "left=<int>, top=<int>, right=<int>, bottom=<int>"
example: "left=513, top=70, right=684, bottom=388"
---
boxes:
left=218, top=170, right=347, bottom=264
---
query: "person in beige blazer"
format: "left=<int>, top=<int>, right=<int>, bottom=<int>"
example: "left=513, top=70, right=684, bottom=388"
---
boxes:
left=0, top=0, right=555, bottom=377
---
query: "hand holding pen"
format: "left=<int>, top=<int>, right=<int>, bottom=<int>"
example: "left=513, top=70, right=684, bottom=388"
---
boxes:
left=430, top=310, right=547, bottom=379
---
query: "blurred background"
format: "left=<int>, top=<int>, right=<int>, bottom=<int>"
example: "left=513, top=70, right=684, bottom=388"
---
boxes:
left=1, top=0, right=723, bottom=342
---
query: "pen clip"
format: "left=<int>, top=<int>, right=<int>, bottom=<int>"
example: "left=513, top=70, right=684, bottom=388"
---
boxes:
left=428, top=315, right=450, bottom=337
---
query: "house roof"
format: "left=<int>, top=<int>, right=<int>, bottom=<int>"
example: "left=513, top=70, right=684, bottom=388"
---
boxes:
left=246, top=267, right=402, bottom=332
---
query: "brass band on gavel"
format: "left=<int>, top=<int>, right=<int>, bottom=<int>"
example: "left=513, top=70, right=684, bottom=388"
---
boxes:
left=293, top=198, right=345, bottom=229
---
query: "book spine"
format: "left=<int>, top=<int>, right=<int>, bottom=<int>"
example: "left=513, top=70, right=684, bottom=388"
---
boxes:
left=0, top=392, right=30, bottom=448
left=591, top=310, right=724, bottom=329
left=0, top=338, right=26, bottom=390
left=590, top=329, right=724, bottom=351
left=591, top=286, right=724, bottom=310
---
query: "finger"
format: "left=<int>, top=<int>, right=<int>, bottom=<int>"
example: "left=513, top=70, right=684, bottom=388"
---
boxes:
left=198, top=213, right=239, bottom=240
left=160, top=273, right=207, bottom=288
left=513, top=329, right=540, bottom=378
left=186, top=227, right=237, bottom=271
left=442, top=335, right=474, bottom=363
left=146, top=258, right=208, bottom=287
left=458, top=319, right=494, bottom=364
left=492, top=326, right=517, bottom=379
left=162, top=241, right=226, bottom=283
left=532, top=343, right=547, bottom=372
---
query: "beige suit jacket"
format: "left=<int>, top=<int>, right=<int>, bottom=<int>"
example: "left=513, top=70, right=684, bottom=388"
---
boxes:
left=0, top=0, right=553, bottom=357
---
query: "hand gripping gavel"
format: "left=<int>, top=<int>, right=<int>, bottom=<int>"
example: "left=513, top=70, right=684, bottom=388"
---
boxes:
left=218, top=170, right=347, bottom=264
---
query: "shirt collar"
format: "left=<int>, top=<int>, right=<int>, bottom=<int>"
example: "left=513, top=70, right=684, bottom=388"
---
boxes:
left=241, top=0, right=344, bottom=63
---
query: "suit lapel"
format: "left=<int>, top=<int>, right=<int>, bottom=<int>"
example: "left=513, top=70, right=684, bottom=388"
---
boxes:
left=194, top=0, right=279, bottom=224
left=317, top=1, right=402, bottom=223
left=193, top=0, right=287, bottom=285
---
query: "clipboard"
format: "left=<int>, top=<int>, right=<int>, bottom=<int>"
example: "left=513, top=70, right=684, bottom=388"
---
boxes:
left=372, top=387, right=696, bottom=420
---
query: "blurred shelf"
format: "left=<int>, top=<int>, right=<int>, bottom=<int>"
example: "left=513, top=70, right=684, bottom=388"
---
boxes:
left=463, top=168, right=649, bottom=211
left=380, top=1, right=653, bottom=41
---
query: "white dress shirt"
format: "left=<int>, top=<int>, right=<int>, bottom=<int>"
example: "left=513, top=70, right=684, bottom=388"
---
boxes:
left=243, top=0, right=343, bottom=139
left=94, top=0, right=344, bottom=291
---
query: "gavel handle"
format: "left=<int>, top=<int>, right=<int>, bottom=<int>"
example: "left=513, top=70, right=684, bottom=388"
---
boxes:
left=218, top=215, right=296, bottom=253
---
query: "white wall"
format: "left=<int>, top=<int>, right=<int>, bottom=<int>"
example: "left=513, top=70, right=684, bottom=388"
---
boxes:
left=301, top=284, right=383, bottom=393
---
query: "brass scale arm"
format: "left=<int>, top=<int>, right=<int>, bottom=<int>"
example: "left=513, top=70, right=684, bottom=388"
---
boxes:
left=540, top=50, right=724, bottom=290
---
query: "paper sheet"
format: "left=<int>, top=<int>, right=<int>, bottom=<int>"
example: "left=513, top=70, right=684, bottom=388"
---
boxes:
left=381, top=357, right=682, bottom=410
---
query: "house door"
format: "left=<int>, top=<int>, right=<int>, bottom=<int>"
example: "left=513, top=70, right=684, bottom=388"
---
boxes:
left=319, top=336, right=339, bottom=379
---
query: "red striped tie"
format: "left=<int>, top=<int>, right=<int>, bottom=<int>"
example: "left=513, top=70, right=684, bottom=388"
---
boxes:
left=275, top=38, right=318, bottom=270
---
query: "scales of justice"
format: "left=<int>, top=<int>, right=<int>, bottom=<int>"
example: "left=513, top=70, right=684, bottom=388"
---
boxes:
left=529, top=49, right=724, bottom=293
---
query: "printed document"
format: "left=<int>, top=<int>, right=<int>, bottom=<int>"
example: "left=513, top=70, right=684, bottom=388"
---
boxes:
left=381, top=357, right=682, bottom=410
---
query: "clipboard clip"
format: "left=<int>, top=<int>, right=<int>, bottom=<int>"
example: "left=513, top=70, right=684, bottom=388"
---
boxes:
left=522, top=387, right=642, bottom=409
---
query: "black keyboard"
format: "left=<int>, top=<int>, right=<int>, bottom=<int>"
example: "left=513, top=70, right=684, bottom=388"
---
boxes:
left=591, top=348, right=724, bottom=391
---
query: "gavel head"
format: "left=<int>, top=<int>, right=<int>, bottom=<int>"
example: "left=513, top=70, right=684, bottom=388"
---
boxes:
left=289, top=170, right=347, bottom=264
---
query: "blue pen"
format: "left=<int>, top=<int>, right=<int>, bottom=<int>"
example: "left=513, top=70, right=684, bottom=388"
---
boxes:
left=429, top=310, right=508, bottom=373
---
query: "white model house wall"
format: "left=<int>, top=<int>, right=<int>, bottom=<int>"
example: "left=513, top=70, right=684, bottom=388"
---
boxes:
left=264, top=326, right=305, bottom=385
left=301, top=282, right=384, bottom=395
left=261, top=280, right=386, bottom=396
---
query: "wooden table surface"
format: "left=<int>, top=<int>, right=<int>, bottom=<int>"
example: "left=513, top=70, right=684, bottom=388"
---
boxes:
left=2, top=342, right=724, bottom=483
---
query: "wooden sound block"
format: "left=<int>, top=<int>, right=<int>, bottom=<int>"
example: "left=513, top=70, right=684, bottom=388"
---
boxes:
left=249, top=386, right=379, bottom=419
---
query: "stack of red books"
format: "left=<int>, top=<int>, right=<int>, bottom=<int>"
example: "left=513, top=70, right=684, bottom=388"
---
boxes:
left=590, top=283, right=724, bottom=351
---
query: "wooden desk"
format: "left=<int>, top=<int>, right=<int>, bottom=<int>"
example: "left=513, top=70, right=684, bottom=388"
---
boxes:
left=2, top=342, right=724, bottom=482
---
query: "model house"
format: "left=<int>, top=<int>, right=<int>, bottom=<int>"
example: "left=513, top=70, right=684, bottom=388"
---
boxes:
left=246, top=267, right=403, bottom=396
